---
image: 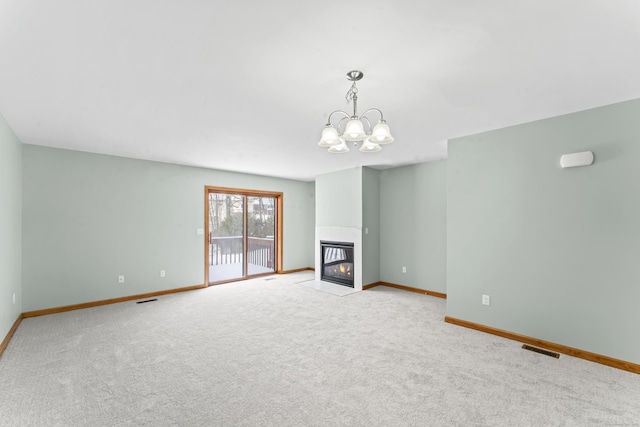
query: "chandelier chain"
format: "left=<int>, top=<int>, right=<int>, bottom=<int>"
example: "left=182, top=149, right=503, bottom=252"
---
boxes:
left=345, top=82, right=358, bottom=104
left=345, top=82, right=359, bottom=116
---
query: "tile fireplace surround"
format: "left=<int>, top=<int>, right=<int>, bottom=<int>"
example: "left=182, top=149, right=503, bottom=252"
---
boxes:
left=315, top=226, right=362, bottom=291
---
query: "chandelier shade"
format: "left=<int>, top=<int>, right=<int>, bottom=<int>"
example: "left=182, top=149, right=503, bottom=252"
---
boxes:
left=342, top=118, right=367, bottom=141
left=317, top=124, right=341, bottom=147
left=327, top=139, right=350, bottom=153
left=318, top=70, right=394, bottom=153
left=359, top=141, right=382, bottom=153
left=369, top=120, right=394, bottom=144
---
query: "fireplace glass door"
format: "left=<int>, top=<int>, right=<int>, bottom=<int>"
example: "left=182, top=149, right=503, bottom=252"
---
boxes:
left=321, top=241, right=355, bottom=287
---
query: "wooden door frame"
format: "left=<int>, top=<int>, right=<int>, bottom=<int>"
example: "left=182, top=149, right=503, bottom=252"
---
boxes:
left=204, top=186, right=283, bottom=286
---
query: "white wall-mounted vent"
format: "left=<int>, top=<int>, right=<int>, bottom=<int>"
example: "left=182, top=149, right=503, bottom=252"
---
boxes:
left=560, top=151, right=594, bottom=168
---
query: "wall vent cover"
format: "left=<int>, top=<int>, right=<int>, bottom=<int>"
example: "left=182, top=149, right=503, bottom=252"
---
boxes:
left=522, top=344, right=560, bottom=359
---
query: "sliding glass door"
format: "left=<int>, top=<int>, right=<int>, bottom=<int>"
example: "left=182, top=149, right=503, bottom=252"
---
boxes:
left=247, top=196, right=276, bottom=276
left=206, top=187, right=282, bottom=285
left=209, top=193, right=246, bottom=282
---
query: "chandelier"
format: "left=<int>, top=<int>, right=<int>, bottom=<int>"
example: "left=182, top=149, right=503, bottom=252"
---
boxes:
left=317, top=70, right=394, bottom=153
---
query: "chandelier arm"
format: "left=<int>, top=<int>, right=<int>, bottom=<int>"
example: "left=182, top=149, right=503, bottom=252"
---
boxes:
left=337, top=116, right=350, bottom=134
left=359, top=108, right=385, bottom=122
left=361, top=116, right=372, bottom=133
left=326, top=110, right=350, bottom=125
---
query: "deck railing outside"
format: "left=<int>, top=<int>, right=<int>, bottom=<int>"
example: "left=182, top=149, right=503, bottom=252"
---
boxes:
left=210, top=236, right=274, bottom=269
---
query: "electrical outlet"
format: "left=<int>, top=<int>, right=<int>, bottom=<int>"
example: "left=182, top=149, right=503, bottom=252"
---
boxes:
left=402, top=266, right=407, bottom=273
left=365, top=228, right=369, bottom=234
left=160, top=270, right=166, bottom=277
left=118, top=275, right=125, bottom=283
left=13, top=293, right=15, bottom=304
left=482, top=294, right=490, bottom=305
left=197, top=228, right=204, bottom=235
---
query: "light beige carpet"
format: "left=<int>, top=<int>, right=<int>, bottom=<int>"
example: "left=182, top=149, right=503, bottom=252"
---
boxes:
left=1, top=271, right=638, bottom=426
left=298, top=279, right=360, bottom=296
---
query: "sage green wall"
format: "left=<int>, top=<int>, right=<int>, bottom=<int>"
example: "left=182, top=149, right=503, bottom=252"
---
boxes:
left=0, top=114, right=22, bottom=339
left=447, top=99, right=640, bottom=364
left=315, top=167, right=362, bottom=228
left=362, top=167, right=380, bottom=285
left=22, top=145, right=315, bottom=312
left=379, top=161, right=447, bottom=293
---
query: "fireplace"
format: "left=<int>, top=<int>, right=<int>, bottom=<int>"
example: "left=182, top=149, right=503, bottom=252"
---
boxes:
left=320, top=241, right=355, bottom=287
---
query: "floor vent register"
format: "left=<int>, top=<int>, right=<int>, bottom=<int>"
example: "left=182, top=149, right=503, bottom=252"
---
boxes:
left=522, top=344, right=560, bottom=359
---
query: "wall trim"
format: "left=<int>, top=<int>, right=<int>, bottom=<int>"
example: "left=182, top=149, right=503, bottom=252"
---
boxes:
left=445, top=316, right=640, bottom=375
left=0, top=314, right=24, bottom=358
left=364, top=281, right=447, bottom=299
left=22, top=284, right=207, bottom=318
left=23, top=270, right=314, bottom=319
left=279, top=267, right=314, bottom=274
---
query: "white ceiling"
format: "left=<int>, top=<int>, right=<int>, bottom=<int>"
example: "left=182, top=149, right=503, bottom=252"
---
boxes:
left=1, top=1, right=640, bottom=181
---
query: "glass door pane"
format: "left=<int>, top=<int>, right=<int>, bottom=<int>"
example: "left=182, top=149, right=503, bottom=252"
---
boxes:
left=209, top=193, right=245, bottom=283
left=246, top=196, right=276, bottom=276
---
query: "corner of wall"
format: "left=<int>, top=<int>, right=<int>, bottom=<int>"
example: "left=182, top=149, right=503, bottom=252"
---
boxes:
left=0, top=113, right=23, bottom=343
